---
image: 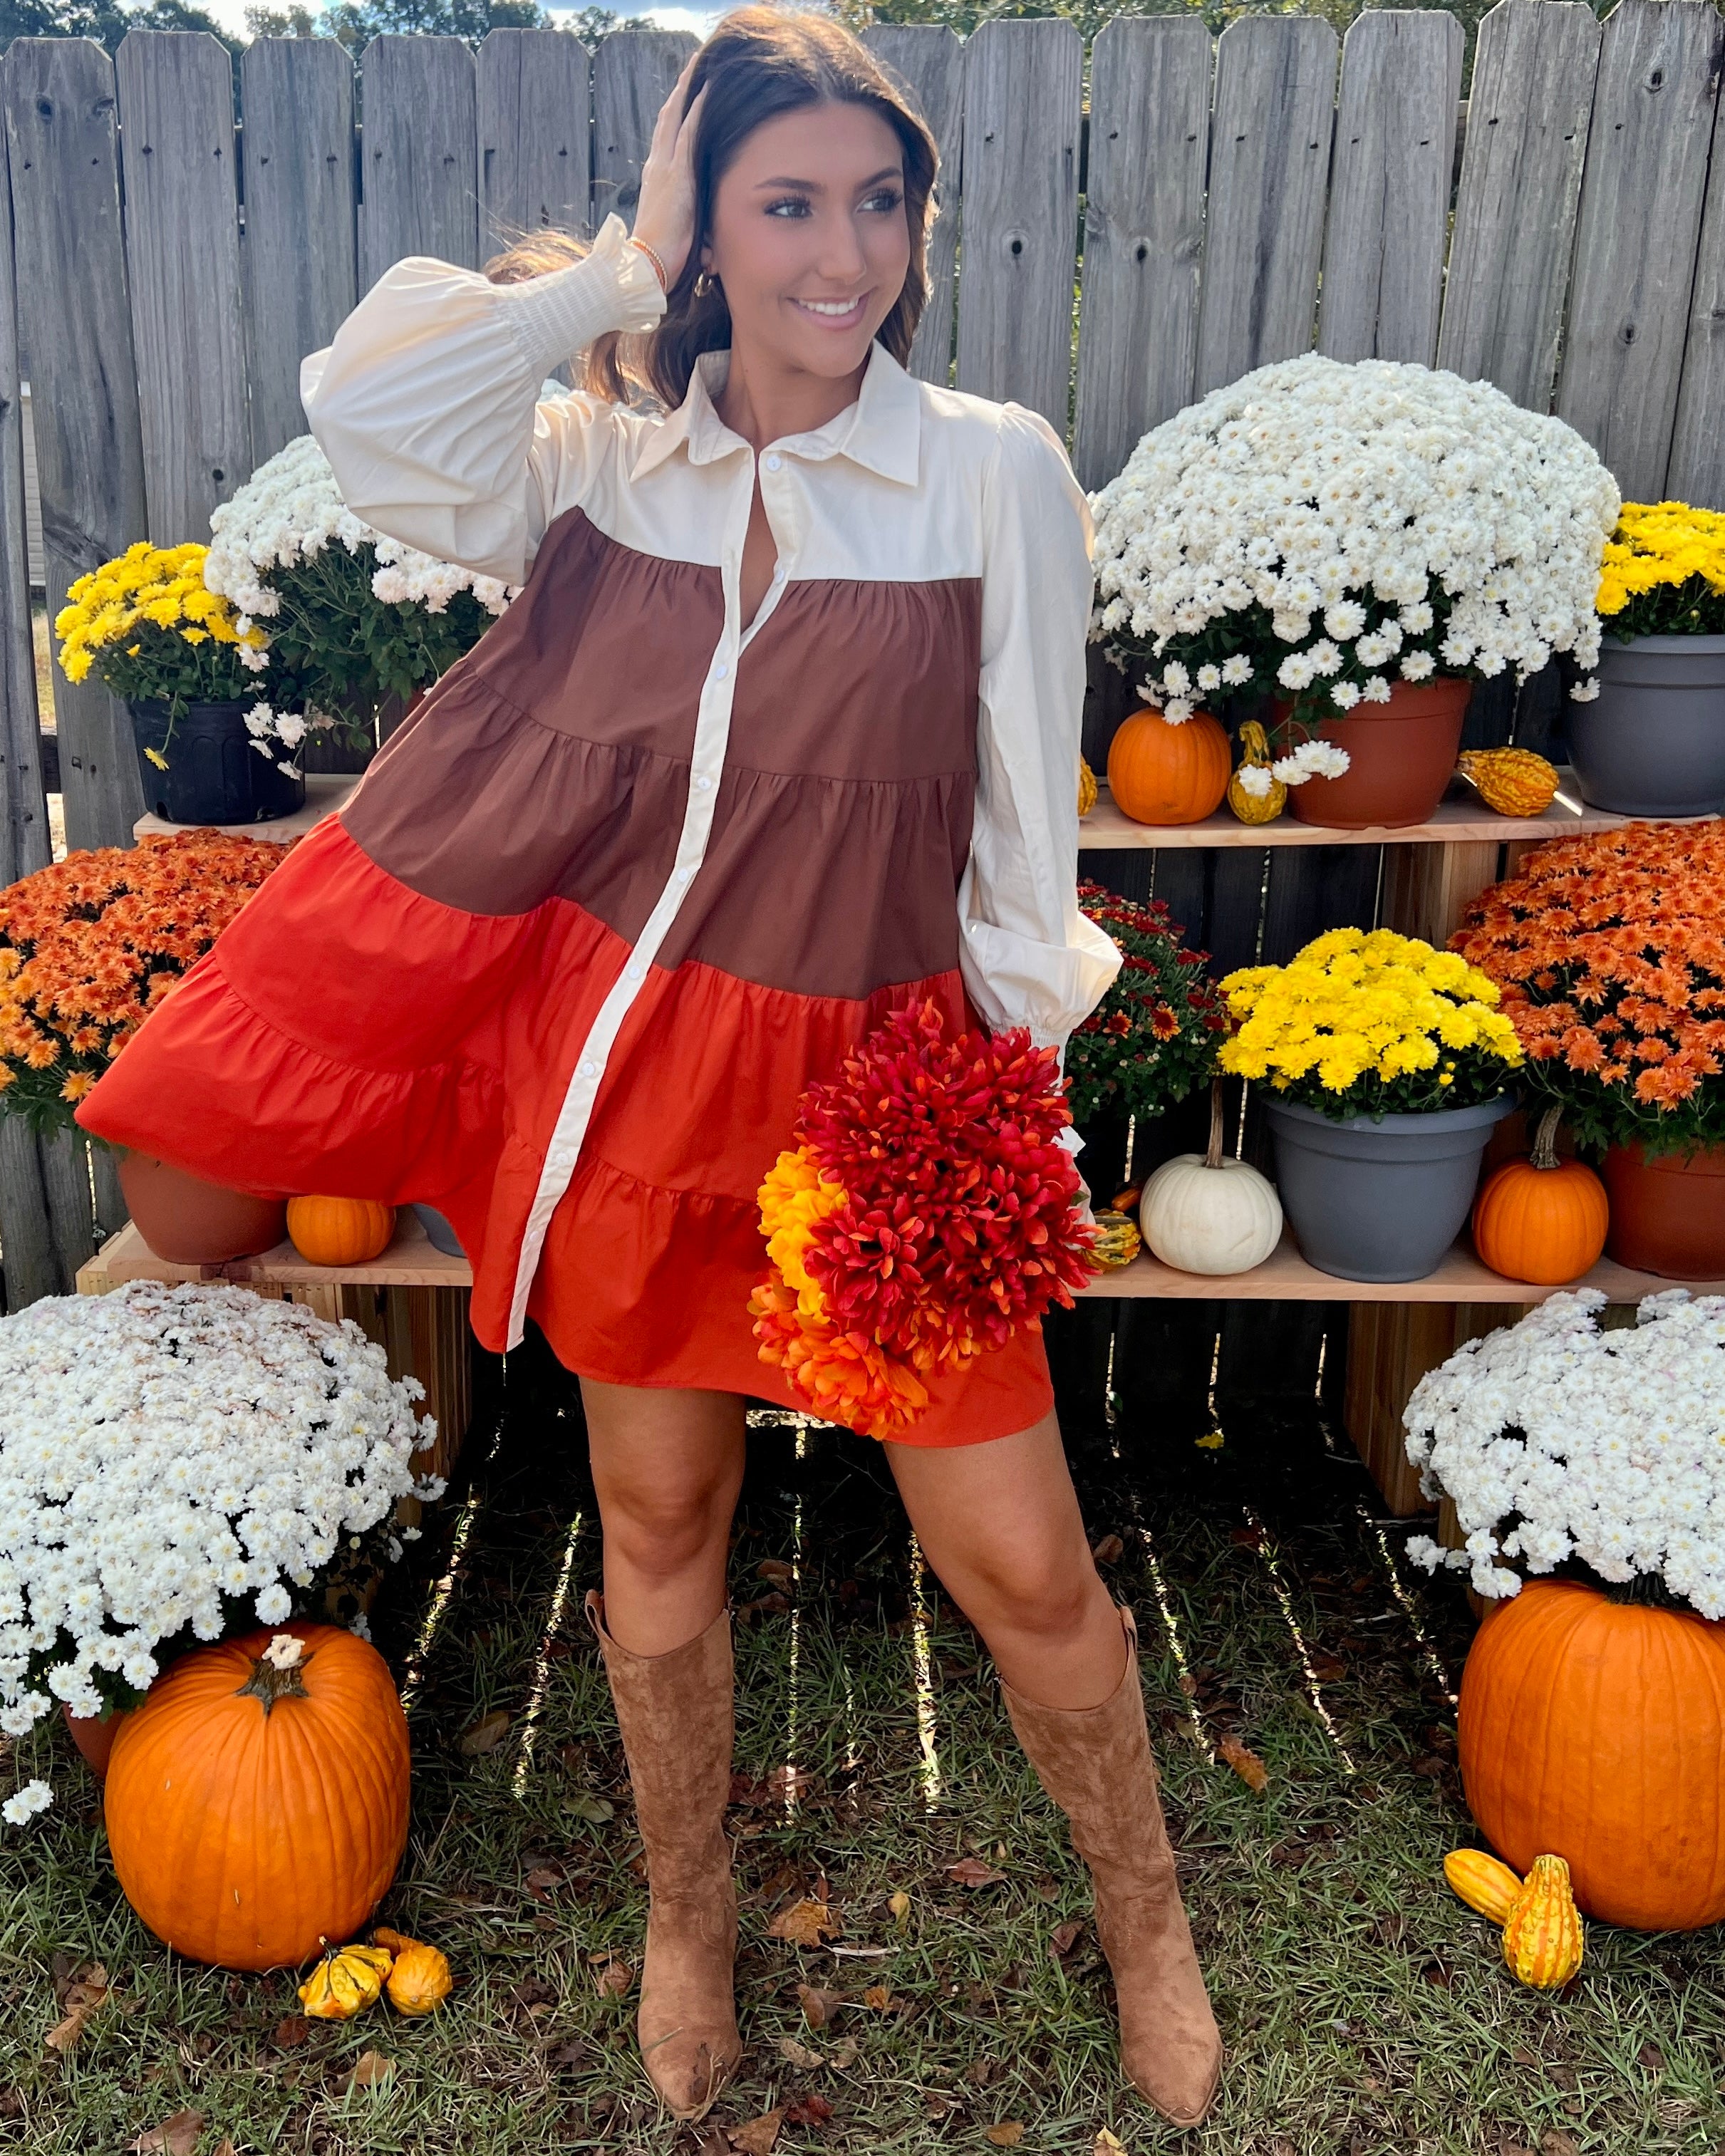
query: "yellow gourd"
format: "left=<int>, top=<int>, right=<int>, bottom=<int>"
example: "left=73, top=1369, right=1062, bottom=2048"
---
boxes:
left=1501, top=1855, right=1584, bottom=1989
left=299, top=1941, right=394, bottom=2019
left=1087, top=1208, right=1142, bottom=1270
left=1456, top=747, right=1560, bottom=817
left=1226, top=720, right=1287, bottom=825
left=373, top=1929, right=454, bottom=2016
left=1443, top=1847, right=1523, bottom=1924
left=1078, top=757, right=1098, bottom=818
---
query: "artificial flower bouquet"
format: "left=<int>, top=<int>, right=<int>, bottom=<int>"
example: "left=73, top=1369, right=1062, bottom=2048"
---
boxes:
left=1062, top=881, right=1231, bottom=1124
left=749, top=1001, right=1095, bottom=1439
left=0, top=833, right=287, bottom=1137
left=1451, top=822, right=1725, bottom=1160
left=1088, top=355, right=1618, bottom=784
left=1218, top=928, right=1523, bottom=1119
left=55, top=543, right=270, bottom=764
left=204, top=434, right=519, bottom=750
left=0, top=1282, right=444, bottom=1825
left=1595, top=500, right=1725, bottom=640
left=1404, top=1287, right=1725, bottom=1614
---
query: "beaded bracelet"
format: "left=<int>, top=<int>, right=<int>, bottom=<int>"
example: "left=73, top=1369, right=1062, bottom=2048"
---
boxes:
left=628, top=235, right=670, bottom=293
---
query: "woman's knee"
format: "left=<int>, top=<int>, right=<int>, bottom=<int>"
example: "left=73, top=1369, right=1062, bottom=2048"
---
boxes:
left=595, top=1462, right=740, bottom=1579
left=939, top=1534, right=1106, bottom=1644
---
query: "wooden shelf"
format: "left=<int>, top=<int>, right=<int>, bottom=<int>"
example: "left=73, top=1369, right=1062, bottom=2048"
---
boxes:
left=135, top=773, right=361, bottom=846
left=1078, top=772, right=1720, bottom=850
left=85, top=1213, right=473, bottom=1290
left=1075, top=1228, right=1725, bottom=1303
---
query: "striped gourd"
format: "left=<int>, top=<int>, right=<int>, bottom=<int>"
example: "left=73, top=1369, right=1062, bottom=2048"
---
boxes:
left=1501, top=1854, right=1584, bottom=1988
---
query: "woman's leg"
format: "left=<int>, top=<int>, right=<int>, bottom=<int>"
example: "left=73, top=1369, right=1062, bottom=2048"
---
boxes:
left=579, top=1379, right=748, bottom=2120
left=884, top=1408, right=1222, bottom=2128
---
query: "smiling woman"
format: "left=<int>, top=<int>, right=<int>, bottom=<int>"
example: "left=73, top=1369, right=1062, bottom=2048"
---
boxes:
left=69, top=7, right=1216, bottom=2128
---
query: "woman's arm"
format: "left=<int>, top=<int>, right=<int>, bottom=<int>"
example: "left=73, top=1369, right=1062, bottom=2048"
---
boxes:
left=960, top=403, right=1123, bottom=1066
left=297, top=214, right=667, bottom=589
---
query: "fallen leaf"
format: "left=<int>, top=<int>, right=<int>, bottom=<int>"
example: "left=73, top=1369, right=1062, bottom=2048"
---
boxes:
left=1638, top=2041, right=1665, bottom=2072
left=1541, top=2135, right=1579, bottom=2156
left=767, top=1898, right=837, bottom=1947
left=1216, top=1734, right=1269, bottom=1792
left=1194, top=1431, right=1224, bottom=1450
left=343, top=2048, right=395, bottom=2091
left=729, top=2110, right=784, bottom=2155
left=457, top=1709, right=512, bottom=1756
left=1090, top=1533, right=1124, bottom=1567
left=888, top=1890, right=911, bottom=1926
left=43, top=1964, right=110, bottom=2056
left=946, top=1857, right=1006, bottom=1889
left=522, top=1866, right=562, bottom=1900
left=566, top=1790, right=614, bottom=1825
left=829, top=2036, right=858, bottom=2068
left=777, top=2036, right=823, bottom=2071
left=797, top=1982, right=840, bottom=2030
left=784, top=2094, right=834, bottom=2127
left=213, top=2142, right=237, bottom=2156
left=45, top=2006, right=91, bottom=2053
left=1050, top=1919, right=1084, bottom=1959
left=756, top=1559, right=794, bottom=1586
left=131, top=2111, right=205, bottom=2155
left=1310, top=1652, right=1347, bottom=1682
left=986, top=2125, right=1025, bottom=2147
left=862, top=1984, right=892, bottom=2011
left=272, top=2015, right=312, bottom=2049
left=593, top=1957, right=633, bottom=1999
left=1095, top=2133, right=1127, bottom=2155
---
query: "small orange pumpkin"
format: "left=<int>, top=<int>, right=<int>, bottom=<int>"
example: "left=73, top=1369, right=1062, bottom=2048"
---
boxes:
left=1106, top=708, right=1231, bottom=826
left=286, top=1196, right=396, bottom=1268
left=1471, top=1106, right=1608, bottom=1285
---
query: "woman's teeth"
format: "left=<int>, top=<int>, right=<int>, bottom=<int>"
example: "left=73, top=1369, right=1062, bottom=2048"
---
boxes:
left=794, top=296, right=863, bottom=317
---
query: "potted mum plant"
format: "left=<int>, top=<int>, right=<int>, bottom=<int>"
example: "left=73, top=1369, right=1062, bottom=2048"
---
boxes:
left=0, top=1280, right=443, bottom=1809
left=1569, top=499, right=1725, bottom=815
left=1219, top=927, right=1522, bottom=1280
left=53, top=541, right=307, bottom=826
left=1404, top=1287, right=1725, bottom=1932
left=203, top=433, right=520, bottom=751
left=1089, top=356, right=1617, bottom=830
left=1453, top=820, right=1725, bottom=1277
left=0, top=831, right=293, bottom=1250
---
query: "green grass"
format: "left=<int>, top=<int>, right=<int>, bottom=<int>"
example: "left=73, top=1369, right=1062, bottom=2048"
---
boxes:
left=1, top=1330, right=1722, bottom=2155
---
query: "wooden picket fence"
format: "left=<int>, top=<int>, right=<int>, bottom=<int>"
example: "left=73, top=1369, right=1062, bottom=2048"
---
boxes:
left=1, top=4, right=1723, bottom=1420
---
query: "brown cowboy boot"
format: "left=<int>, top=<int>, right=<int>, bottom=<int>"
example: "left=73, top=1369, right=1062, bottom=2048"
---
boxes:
left=586, top=1590, right=742, bottom=2120
left=1000, top=1605, right=1222, bottom=2128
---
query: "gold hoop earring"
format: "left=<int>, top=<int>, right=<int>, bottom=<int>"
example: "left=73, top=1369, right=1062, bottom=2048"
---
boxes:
left=693, top=270, right=718, bottom=300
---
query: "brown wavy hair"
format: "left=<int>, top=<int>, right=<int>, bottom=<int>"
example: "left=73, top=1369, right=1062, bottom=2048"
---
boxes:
left=482, top=8, right=939, bottom=411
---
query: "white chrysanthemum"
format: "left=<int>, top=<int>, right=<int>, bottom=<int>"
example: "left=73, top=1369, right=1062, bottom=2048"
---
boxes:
left=0, top=1282, right=438, bottom=1823
left=1404, top=1291, right=1725, bottom=1611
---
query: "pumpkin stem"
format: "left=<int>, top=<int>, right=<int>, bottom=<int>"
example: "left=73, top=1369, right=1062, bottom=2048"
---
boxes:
left=1205, top=1078, right=1226, bottom=1172
left=236, top=1632, right=314, bottom=1716
left=1530, top=1105, right=1563, bottom=1171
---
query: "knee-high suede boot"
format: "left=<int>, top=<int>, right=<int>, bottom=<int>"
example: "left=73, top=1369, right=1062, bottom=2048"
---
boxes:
left=1000, top=1605, right=1222, bottom=2128
left=585, top=1590, right=742, bottom=2120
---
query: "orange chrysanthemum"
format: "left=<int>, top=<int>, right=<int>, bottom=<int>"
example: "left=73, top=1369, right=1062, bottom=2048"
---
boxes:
left=747, top=1000, right=1095, bottom=1439
left=1452, top=821, right=1725, bottom=1159
left=0, top=830, right=289, bottom=1139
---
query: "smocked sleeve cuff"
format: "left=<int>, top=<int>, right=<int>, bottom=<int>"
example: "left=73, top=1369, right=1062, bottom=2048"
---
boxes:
left=493, top=213, right=666, bottom=380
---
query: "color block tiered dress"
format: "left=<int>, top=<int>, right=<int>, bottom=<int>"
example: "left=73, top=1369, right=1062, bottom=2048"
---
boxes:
left=76, top=214, right=1121, bottom=1446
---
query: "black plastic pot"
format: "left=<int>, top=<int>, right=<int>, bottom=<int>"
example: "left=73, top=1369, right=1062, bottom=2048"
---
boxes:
left=129, top=700, right=306, bottom=825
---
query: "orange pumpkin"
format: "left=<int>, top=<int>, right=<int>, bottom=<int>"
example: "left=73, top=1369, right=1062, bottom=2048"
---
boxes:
left=1471, top=1107, right=1607, bottom=1285
left=105, top=1625, right=411, bottom=1969
left=1106, top=708, right=1231, bottom=826
left=286, top=1196, right=396, bottom=1268
left=1458, top=1580, right=1725, bottom=1930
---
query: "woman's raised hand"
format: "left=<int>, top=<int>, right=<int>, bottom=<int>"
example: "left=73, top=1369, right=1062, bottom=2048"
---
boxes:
left=632, top=50, right=706, bottom=292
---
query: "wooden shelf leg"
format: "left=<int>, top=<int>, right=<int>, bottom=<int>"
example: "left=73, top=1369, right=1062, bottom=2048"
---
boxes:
left=1345, top=1300, right=1532, bottom=1515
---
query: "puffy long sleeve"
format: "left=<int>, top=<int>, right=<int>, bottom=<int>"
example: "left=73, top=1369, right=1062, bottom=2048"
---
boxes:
left=298, top=212, right=666, bottom=588
left=959, top=404, right=1121, bottom=1059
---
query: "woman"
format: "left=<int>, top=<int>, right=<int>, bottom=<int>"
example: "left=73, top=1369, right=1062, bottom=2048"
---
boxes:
left=76, top=9, right=1220, bottom=2128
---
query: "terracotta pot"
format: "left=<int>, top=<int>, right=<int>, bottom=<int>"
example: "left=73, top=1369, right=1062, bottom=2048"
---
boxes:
left=1601, top=1141, right=1725, bottom=1277
left=1286, top=676, right=1472, bottom=829
left=116, top=1150, right=289, bottom=1265
left=62, top=1700, right=130, bottom=1779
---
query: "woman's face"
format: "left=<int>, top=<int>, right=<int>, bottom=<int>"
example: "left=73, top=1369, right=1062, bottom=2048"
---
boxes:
left=700, top=99, right=911, bottom=381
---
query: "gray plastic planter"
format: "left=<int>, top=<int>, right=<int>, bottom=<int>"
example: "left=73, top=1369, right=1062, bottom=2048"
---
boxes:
left=1265, top=1093, right=1516, bottom=1282
left=1568, top=633, right=1725, bottom=816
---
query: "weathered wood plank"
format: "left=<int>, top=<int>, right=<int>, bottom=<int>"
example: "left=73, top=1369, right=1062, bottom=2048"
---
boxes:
left=863, top=25, right=965, bottom=390
left=592, top=29, right=696, bottom=232
left=358, top=34, right=479, bottom=291
left=115, top=31, right=249, bottom=543
left=1318, top=9, right=1462, bottom=366
left=1668, top=88, right=1725, bottom=510
left=955, top=16, right=1083, bottom=430
left=1557, top=1, right=1724, bottom=504
left=1072, top=17, right=1211, bottom=491
left=240, top=37, right=358, bottom=464
left=477, top=27, right=592, bottom=261
left=1436, top=0, right=1602, bottom=406
left=1193, top=16, right=1337, bottom=398
left=0, top=120, right=51, bottom=886
left=0, top=1120, right=95, bottom=1311
left=1, top=36, right=147, bottom=851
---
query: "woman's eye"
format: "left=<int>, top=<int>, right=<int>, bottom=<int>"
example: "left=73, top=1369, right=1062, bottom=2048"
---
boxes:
left=766, top=196, right=812, bottom=219
left=863, top=188, right=904, bottom=214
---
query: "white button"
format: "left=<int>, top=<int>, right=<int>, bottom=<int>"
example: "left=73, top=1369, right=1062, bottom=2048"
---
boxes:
left=626, top=962, right=643, bottom=982
left=772, top=564, right=785, bottom=583
left=713, top=661, right=729, bottom=680
left=675, top=867, right=692, bottom=882
left=579, top=1060, right=597, bottom=1079
left=765, top=452, right=782, bottom=472
left=695, top=774, right=713, bottom=791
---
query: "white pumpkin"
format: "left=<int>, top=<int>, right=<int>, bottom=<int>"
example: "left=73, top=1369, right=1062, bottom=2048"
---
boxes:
left=1140, top=1082, right=1283, bottom=1275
